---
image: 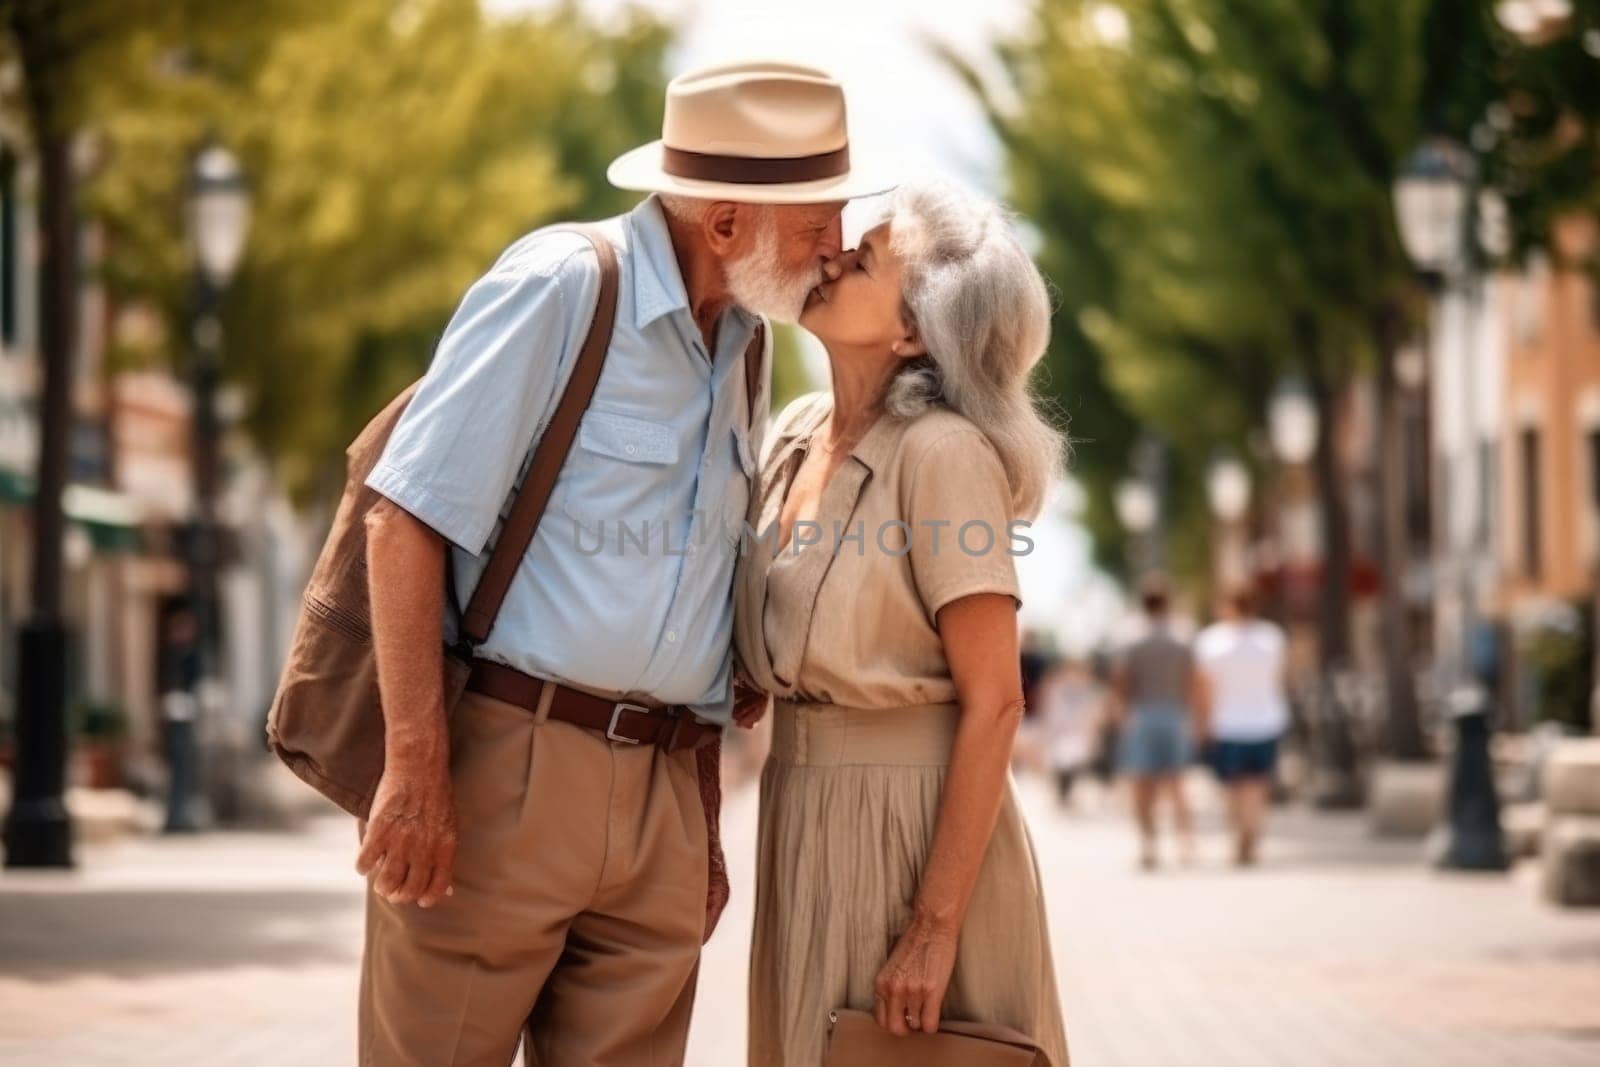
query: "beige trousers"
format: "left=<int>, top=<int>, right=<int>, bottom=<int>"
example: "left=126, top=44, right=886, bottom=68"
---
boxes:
left=359, top=687, right=708, bottom=1066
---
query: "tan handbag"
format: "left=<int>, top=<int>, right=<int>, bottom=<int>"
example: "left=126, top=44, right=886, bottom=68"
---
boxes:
left=822, top=1008, right=1051, bottom=1067
left=264, top=225, right=622, bottom=818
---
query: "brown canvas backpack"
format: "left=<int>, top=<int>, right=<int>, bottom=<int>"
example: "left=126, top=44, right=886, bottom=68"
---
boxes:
left=265, top=223, right=765, bottom=823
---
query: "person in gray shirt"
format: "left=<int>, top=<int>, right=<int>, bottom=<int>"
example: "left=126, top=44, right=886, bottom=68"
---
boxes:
left=1109, top=574, right=1206, bottom=869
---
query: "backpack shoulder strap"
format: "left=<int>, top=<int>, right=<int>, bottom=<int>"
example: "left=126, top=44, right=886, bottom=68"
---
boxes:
left=743, top=320, right=766, bottom=429
left=458, top=224, right=620, bottom=646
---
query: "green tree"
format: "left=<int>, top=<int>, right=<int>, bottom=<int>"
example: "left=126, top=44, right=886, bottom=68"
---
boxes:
left=86, top=0, right=673, bottom=507
left=973, top=0, right=1600, bottom=750
left=1435, top=1, right=1599, bottom=267
left=964, top=1, right=1421, bottom=606
left=964, top=1, right=1453, bottom=761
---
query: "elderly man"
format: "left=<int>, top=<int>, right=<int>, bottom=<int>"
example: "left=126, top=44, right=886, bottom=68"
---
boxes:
left=353, top=62, right=890, bottom=1064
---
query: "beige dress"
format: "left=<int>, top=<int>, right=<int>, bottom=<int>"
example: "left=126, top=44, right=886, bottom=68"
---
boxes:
left=733, top=391, right=1070, bottom=1067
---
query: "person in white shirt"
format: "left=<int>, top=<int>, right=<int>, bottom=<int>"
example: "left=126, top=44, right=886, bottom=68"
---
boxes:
left=1033, top=656, right=1106, bottom=809
left=1194, top=586, right=1289, bottom=866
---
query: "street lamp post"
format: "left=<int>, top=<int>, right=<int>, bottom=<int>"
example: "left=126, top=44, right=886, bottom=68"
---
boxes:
left=1271, top=380, right=1364, bottom=808
left=1396, top=136, right=1511, bottom=869
left=165, top=142, right=250, bottom=833
left=1206, top=454, right=1251, bottom=590
left=1115, top=476, right=1158, bottom=577
left=1395, top=139, right=1474, bottom=636
left=1116, top=435, right=1166, bottom=579
left=1, top=123, right=80, bottom=869
left=1386, top=137, right=1480, bottom=765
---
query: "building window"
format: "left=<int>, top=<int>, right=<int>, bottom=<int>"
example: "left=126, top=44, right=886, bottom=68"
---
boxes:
left=1519, top=426, right=1541, bottom=579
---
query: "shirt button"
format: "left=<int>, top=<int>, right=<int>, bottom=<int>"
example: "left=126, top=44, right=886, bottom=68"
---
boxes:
left=665, top=629, right=678, bottom=643
left=625, top=444, right=637, bottom=455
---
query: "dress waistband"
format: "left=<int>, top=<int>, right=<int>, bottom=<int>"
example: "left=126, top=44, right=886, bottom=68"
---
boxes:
left=769, top=698, right=961, bottom=767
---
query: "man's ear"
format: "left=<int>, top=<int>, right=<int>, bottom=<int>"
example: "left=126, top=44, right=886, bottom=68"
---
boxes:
left=704, top=201, right=742, bottom=256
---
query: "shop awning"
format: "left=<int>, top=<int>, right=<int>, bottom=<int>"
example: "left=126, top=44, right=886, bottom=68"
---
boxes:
left=0, top=467, right=144, bottom=552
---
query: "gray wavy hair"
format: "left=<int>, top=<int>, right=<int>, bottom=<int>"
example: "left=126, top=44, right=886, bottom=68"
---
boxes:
left=881, top=180, right=1065, bottom=520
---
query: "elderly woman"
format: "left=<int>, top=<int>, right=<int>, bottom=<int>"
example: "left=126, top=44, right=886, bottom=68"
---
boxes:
left=732, top=181, right=1070, bottom=1066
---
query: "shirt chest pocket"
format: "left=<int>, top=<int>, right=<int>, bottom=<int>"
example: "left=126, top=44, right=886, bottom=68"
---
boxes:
left=559, top=407, right=679, bottom=532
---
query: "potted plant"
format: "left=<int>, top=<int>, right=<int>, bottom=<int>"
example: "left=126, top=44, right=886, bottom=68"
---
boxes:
left=72, top=699, right=129, bottom=789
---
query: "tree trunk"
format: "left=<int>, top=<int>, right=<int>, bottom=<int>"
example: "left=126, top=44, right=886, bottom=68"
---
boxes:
left=1373, top=302, right=1428, bottom=760
left=1300, top=318, right=1353, bottom=670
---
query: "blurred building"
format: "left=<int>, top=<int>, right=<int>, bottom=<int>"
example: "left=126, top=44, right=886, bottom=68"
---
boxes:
left=1417, top=211, right=1599, bottom=730
left=1490, top=216, right=1600, bottom=732
left=0, top=137, right=311, bottom=796
left=1495, top=218, right=1600, bottom=609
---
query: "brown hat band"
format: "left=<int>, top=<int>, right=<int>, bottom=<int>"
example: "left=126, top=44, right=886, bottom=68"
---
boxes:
left=661, top=144, right=850, bottom=185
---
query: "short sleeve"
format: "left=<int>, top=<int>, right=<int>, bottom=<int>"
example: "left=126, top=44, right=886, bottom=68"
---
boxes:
left=759, top=390, right=828, bottom=469
left=904, top=428, right=1022, bottom=622
left=363, top=232, right=600, bottom=556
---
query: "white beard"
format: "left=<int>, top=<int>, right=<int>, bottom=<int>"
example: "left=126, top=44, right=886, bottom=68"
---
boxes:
left=723, top=216, right=820, bottom=324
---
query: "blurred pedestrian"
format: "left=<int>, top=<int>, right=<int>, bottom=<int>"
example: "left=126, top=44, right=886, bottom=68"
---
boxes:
left=1195, top=586, right=1288, bottom=866
left=1110, top=574, right=1202, bottom=869
left=1019, top=625, right=1055, bottom=720
left=1087, top=650, right=1120, bottom=784
left=1034, top=655, right=1105, bottom=809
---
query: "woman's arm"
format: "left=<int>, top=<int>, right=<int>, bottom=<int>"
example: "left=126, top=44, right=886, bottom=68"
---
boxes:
left=873, top=591, right=1024, bottom=1037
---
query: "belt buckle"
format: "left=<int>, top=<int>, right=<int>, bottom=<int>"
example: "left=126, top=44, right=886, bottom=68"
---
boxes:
left=606, top=702, right=651, bottom=744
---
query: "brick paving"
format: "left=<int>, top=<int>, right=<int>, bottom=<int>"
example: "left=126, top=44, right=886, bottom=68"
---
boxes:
left=2, top=767, right=1598, bottom=1065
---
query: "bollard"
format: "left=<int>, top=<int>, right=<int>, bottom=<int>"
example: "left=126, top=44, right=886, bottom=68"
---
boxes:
left=161, top=688, right=206, bottom=833
left=1433, top=683, right=1509, bottom=871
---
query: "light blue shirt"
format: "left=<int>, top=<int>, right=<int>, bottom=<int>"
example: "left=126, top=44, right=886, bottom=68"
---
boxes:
left=364, top=195, right=770, bottom=724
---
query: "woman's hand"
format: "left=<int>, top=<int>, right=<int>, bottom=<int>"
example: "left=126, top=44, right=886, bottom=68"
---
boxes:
left=872, top=914, right=959, bottom=1036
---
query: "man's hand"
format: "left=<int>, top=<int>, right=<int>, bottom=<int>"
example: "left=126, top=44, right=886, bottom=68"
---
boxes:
left=732, top=679, right=769, bottom=730
left=355, top=753, right=458, bottom=908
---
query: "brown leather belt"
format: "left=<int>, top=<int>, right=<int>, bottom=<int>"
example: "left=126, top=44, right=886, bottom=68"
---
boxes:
left=465, top=657, right=720, bottom=752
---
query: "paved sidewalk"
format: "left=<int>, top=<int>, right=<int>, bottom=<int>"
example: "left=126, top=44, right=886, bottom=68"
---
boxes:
left=1016, top=775, right=1600, bottom=1067
left=0, top=811, right=363, bottom=1066
left=2, top=770, right=1598, bottom=1065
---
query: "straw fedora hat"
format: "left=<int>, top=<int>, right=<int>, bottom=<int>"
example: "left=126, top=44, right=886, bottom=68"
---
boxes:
left=607, top=61, right=896, bottom=205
